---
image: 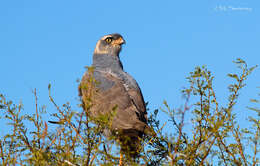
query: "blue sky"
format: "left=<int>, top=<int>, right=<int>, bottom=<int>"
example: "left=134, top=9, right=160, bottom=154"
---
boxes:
left=0, top=1, right=259, bottom=135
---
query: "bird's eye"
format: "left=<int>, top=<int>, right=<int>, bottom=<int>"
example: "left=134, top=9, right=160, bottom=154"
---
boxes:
left=105, top=37, right=112, bottom=43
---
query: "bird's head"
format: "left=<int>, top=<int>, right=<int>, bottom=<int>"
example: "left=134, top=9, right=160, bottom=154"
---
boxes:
left=94, top=33, right=125, bottom=56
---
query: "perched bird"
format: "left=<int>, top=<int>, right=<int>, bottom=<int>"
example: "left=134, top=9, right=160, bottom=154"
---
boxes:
left=79, top=33, right=153, bottom=161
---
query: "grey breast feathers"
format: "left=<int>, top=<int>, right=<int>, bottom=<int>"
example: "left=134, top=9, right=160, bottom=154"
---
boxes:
left=79, top=70, right=148, bottom=133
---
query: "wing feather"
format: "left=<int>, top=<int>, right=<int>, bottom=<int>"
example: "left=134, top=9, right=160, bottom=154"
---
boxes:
left=79, top=70, right=148, bottom=133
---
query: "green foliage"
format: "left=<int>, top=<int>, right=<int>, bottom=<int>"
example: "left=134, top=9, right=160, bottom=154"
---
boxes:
left=0, top=58, right=259, bottom=165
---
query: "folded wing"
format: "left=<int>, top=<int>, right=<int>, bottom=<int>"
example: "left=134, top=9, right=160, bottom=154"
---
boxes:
left=79, top=70, right=148, bottom=135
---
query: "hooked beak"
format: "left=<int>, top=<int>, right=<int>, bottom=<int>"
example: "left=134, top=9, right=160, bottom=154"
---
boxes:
left=120, top=37, right=126, bottom=45
left=113, top=37, right=125, bottom=45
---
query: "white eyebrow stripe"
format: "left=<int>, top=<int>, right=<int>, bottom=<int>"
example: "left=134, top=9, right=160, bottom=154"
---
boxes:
left=101, top=35, right=112, bottom=40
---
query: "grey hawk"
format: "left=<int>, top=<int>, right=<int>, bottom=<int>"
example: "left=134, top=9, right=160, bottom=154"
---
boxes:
left=79, top=33, right=153, bottom=158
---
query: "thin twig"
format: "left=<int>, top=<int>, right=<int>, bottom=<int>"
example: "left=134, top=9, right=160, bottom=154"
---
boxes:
left=252, top=125, right=259, bottom=166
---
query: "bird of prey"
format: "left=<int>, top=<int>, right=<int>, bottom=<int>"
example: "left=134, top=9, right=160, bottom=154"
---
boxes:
left=79, top=33, right=153, bottom=161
